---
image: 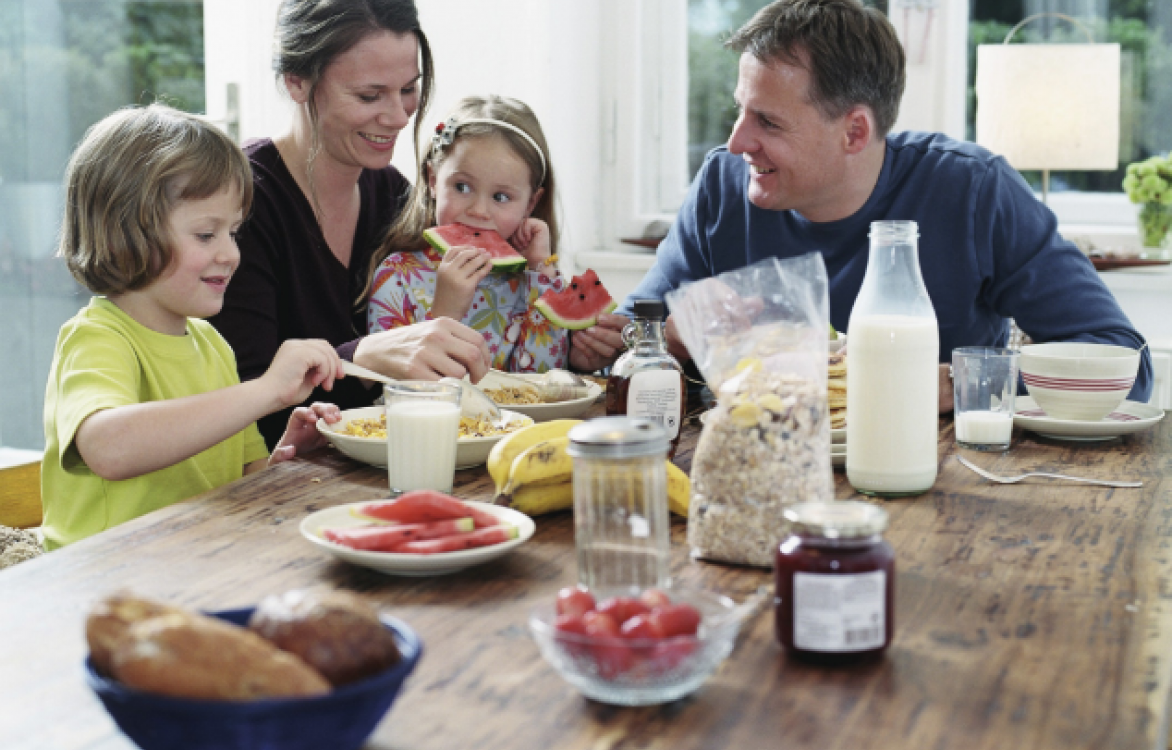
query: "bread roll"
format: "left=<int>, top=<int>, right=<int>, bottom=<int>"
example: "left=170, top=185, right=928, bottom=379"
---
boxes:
left=112, top=613, right=330, bottom=700
left=248, top=589, right=401, bottom=687
left=86, top=593, right=189, bottom=674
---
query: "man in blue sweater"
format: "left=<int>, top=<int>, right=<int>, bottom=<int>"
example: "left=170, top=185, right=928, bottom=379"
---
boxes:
left=569, top=0, right=1152, bottom=409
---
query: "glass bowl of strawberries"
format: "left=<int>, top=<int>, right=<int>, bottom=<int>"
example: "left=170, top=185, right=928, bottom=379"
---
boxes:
left=528, top=585, right=742, bottom=706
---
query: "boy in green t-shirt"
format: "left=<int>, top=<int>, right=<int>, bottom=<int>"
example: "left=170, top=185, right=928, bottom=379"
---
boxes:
left=42, top=104, right=346, bottom=549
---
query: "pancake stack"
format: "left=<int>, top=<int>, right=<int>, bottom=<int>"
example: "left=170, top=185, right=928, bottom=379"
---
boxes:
left=828, top=352, right=847, bottom=429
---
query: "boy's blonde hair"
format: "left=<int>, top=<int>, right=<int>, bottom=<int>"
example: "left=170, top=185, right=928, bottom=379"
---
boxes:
left=59, top=103, right=253, bottom=295
left=359, top=94, right=558, bottom=307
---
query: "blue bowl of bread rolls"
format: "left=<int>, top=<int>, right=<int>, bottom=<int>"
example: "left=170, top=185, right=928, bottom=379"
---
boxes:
left=83, top=591, right=422, bottom=750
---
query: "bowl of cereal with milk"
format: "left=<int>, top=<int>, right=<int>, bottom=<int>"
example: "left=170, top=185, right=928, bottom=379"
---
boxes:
left=317, top=407, right=533, bottom=469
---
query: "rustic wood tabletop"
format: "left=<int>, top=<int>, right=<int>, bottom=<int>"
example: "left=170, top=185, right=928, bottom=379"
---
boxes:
left=2, top=405, right=1170, bottom=750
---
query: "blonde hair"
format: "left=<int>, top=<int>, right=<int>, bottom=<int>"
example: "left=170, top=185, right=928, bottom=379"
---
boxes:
left=359, top=94, right=559, bottom=306
left=58, top=104, right=253, bottom=295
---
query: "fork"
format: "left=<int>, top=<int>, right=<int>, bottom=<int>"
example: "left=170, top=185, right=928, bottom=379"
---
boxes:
left=956, top=455, right=1141, bottom=488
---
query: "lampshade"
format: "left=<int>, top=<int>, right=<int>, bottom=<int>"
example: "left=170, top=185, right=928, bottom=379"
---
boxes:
left=976, top=43, right=1120, bottom=171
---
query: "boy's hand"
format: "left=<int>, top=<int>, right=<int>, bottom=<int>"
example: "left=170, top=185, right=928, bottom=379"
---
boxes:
left=269, top=402, right=341, bottom=467
left=510, top=218, right=551, bottom=270
left=433, top=244, right=492, bottom=320
left=262, top=339, right=344, bottom=410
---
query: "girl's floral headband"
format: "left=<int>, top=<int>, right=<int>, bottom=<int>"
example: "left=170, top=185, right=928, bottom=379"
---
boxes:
left=431, top=117, right=547, bottom=185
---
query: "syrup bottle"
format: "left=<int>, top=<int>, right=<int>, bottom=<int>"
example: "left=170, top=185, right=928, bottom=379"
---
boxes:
left=605, top=299, right=686, bottom=458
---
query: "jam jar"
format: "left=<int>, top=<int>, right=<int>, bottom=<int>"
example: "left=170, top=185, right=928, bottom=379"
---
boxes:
left=774, top=501, right=894, bottom=664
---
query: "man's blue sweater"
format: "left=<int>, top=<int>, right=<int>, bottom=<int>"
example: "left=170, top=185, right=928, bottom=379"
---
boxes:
left=623, top=132, right=1152, bottom=401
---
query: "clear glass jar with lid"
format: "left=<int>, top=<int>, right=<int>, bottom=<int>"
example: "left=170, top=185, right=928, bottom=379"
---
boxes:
left=774, top=501, right=894, bottom=664
left=568, top=417, right=671, bottom=591
left=605, top=299, right=686, bottom=458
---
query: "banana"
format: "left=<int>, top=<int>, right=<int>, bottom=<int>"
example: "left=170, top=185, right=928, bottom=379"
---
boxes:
left=487, top=419, right=581, bottom=491
left=498, top=437, right=573, bottom=497
left=499, top=481, right=574, bottom=516
left=666, top=460, right=691, bottom=517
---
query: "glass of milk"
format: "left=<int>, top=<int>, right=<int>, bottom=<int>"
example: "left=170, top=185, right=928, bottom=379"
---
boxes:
left=384, top=381, right=462, bottom=494
left=952, top=347, right=1019, bottom=452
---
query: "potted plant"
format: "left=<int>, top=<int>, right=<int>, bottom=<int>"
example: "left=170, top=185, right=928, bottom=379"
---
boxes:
left=1122, top=154, right=1172, bottom=259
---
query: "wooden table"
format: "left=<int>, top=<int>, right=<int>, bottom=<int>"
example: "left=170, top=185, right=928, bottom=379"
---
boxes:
left=3, top=409, right=1171, bottom=750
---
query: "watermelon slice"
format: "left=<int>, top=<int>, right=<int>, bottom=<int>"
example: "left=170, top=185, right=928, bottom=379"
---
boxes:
left=391, top=525, right=518, bottom=554
left=423, top=223, right=528, bottom=272
left=323, top=518, right=474, bottom=551
left=534, top=269, right=617, bottom=330
left=354, top=492, right=502, bottom=528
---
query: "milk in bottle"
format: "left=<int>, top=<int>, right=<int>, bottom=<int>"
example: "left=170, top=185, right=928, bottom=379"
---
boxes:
left=846, top=221, right=939, bottom=496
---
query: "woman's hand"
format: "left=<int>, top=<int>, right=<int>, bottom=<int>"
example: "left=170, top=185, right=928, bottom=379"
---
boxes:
left=354, top=318, right=491, bottom=383
left=938, top=363, right=954, bottom=414
left=259, top=339, right=344, bottom=411
left=433, top=244, right=493, bottom=320
left=268, top=402, right=341, bottom=467
left=569, top=313, right=630, bottom=372
left=511, top=218, right=552, bottom=270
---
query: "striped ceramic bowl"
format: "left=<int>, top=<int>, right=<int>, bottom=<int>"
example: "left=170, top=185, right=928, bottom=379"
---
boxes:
left=1019, top=342, right=1140, bottom=422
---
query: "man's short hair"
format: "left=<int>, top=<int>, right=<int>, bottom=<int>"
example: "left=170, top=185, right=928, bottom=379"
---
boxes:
left=727, top=0, right=906, bottom=136
left=59, top=103, right=253, bottom=295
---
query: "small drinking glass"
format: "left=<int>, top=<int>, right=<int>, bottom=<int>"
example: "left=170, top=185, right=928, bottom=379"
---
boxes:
left=952, top=347, right=1019, bottom=452
left=384, top=381, right=462, bottom=494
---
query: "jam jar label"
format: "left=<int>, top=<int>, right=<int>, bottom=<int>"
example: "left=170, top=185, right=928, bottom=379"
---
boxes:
left=793, top=570, right=886, bottom=652
left=627, top=370, right=682, bottom=439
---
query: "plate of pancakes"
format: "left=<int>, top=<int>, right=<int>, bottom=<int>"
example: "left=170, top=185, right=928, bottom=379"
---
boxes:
left=829, top=344, right=846, bottom=467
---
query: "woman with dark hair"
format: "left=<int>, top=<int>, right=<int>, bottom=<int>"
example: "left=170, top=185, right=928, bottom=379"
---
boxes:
left=211, top=0, right=490, bottom=447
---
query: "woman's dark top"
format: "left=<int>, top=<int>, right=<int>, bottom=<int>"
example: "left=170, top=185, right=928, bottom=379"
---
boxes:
left=210, top=138, right=410, bottom=448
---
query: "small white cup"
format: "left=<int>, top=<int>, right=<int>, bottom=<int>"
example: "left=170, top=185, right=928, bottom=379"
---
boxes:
left=384, top=381, right=461, bottom=494
left=953, top=347, right=1019, bottom=452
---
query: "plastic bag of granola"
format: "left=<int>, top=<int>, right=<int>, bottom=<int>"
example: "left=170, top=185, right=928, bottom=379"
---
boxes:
left=665, top=253, right=832, bottom=567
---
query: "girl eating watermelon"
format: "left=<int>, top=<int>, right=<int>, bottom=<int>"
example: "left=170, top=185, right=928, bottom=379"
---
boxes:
left=360, top=95, right=567, bottom=373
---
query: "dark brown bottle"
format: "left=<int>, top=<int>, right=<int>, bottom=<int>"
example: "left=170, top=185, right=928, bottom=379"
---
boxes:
left=605, top=299, right=686, bottom=459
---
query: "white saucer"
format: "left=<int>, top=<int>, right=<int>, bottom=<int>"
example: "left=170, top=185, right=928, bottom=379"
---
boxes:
left=831, top=443, right=845, bottom=468
left=1013, top=396, right=1164, bottom=442
left=832, top=428, right=845, bottom=444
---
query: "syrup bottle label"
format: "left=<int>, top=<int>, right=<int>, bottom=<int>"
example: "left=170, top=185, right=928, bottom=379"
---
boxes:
left=627, top=370, right=682, bottom=440
left=793, top=570, right=886, bottom=652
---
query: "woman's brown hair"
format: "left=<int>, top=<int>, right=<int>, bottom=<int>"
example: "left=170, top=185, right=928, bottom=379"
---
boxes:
left=357, top=94, right=559, bottom=307
left=274, top=0, right=435, bottom=210
left=58, top=103, right=253, bottom=295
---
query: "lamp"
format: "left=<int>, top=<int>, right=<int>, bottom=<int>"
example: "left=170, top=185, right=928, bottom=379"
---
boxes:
left=975, top=14, right=1120, bottom=203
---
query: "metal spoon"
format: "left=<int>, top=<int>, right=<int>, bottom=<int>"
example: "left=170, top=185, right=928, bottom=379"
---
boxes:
left=341, top=361, right=502, bottom=421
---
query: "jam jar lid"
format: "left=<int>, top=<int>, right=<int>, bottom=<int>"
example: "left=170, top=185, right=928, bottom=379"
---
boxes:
left=783, top=501, right=888, bottom=539
left=567, top=417, right=668, bottom=459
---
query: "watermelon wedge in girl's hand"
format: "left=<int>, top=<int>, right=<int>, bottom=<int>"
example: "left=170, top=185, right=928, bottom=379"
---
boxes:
left=534, top=269, right=617, bottom=330
left=423, top=223, right=528, bottom=272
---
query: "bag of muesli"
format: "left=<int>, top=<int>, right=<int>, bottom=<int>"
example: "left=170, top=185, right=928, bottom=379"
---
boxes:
left=665, top=254, right=832, bottom=567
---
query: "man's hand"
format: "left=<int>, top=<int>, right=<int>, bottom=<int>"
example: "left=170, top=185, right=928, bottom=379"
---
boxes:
left=569, top=313, right=630, bottom=372
left=939, top=363, right=954, bottom=414
left=354, top=318, right=491, bottom=383
left=664, top=315, right=692, bottom=362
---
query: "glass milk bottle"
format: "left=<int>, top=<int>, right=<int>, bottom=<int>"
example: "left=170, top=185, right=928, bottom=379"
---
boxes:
left=568, top=418, right=671, bottom=590
left=846, top=220, right=939, bottom=496
left=605, top=299, right=686, bottom=458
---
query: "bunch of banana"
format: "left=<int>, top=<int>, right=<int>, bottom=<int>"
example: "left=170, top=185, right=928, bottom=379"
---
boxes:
left=488, top=419, right=692, bottom=518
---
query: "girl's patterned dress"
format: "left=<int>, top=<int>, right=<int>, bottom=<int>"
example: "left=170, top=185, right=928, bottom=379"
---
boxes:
left=367, top=247, right=568, bottom=372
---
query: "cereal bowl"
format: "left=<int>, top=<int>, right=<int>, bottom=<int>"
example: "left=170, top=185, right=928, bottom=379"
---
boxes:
left=1019, top=342, right=1140, bottom=421
left=528, top=587, right=742, bottom=706
left=317, top=406, right=533, bottom=469
left=85, top=607, right=422, bottom=750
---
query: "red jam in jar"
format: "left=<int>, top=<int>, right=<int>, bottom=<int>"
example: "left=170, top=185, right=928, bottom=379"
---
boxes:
left=774, top=501, right=894, bottom=664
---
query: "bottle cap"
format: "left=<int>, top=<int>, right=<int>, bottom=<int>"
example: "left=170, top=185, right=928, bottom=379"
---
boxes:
left=567, top=416, right=669, bottom=459
left=631, top=299, right=666, bottom=321
left=783, top=501, right=888, bottom=539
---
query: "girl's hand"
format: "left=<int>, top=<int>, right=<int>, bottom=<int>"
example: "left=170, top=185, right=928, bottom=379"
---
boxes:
left=260, top=339, right=344, bottom=410
left=269, top=402, right=341, bottom=466
left=511, top=218, right=552, bottom=270
left=433, top=244, right=493, bottom=320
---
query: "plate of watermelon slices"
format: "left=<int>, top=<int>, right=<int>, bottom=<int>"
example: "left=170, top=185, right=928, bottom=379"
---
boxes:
left=300, top=492, right=536, bottom=576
